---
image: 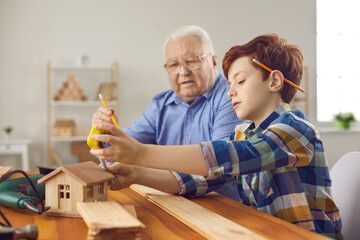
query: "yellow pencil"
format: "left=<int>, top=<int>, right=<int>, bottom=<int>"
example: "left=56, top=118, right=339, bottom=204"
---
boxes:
left=99, top=94, right=119, bottom=127
left=252, top=58, right=307, bottom=94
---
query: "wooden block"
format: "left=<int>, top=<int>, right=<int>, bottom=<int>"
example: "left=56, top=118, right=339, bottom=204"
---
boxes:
left=99, top=83, right=108, bottom=100
left=103, top=83, right=111, bottom=101
left=65, top=88, right=73, bottom=95
left=130, top=184, right=266, bottom=240
left=77, top=201, right=144, bottom=240
left=0, top=166, right=12, bottom=179
left=72, top=95, right=79, bottom=101
left=77, top=88, right=83, bottom=95
left=109, top=83, right=117, bottom=100
left=67, top=74, right=75, bottom=83
left=61, top=95, right=69, bottom=101
left=73, top=82, right=79, bottom=89
left=106, top=83, right=115, bottom=101
left=95, top=83, right=104, bottom=100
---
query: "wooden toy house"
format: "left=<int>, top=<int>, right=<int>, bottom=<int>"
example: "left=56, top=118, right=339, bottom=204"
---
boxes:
left=37, top=161, right=114, bottom=218
left=53, top=119, right=76, bottom=137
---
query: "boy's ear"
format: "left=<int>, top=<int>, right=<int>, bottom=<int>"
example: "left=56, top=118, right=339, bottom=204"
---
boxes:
left=268, top=70, right=284, bottom=93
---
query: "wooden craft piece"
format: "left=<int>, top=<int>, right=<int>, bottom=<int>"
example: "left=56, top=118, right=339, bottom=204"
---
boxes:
left=37, top=161, right=114, bottom=218
left=77, top=201, right=144, bottom=240
left=95, top=82, right=116, bottom=101
left=0, top=166, right=12, bottom=179
left=54, top=74, right=88, bottom=101
left=53, top=119, right=76, bottom=137
left=130, top=184, right=266, bottom=240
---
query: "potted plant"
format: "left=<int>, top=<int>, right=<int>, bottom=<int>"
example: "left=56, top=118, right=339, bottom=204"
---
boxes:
left=3, top=126, right=13, bottom=138
left=334, top=112, right=356, bottom=129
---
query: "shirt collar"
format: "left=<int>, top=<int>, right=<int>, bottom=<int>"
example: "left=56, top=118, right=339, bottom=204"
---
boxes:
left=165, top=71, right=220, bottom=106
left=241, top=104, right=290, bottom=136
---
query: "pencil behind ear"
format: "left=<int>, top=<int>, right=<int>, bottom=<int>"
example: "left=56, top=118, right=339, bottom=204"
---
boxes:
left=269, top=70, right=284, bottom=93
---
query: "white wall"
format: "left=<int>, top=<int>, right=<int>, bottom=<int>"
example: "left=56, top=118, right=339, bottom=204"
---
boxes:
left=0, top=0, right=357, bottom=170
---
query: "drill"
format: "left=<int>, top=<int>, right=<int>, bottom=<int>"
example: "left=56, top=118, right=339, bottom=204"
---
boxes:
left=0, top=224, right=38, bottom=240
left=0, top=174, right=50, bottom=214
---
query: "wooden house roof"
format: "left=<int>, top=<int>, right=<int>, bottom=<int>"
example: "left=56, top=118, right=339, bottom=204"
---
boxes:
left=37, top=161, right=114, bottom=186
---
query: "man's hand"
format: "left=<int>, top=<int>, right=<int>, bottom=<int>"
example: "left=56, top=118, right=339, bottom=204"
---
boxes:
left=106, top=162, right=138, bottom=190
left=92, top=106, right=118, bottom=125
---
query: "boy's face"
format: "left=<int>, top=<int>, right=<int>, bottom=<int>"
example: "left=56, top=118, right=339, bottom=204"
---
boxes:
left=227, top=56, right=277, bottom=126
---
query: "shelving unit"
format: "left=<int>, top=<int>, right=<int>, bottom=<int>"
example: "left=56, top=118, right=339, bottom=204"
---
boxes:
left=46, top=61, right=119, bottom=167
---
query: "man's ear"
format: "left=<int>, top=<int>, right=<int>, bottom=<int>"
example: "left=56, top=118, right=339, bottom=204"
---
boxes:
left=268, top=70, right=284, bottom=93
left=212, top=55, right=218, bottom=68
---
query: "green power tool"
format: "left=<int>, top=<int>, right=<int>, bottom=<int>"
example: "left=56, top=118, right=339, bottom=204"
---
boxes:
left=0, top=174, right=50, bottom=214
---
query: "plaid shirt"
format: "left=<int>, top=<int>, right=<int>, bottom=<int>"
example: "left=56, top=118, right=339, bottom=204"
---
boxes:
left=173, top=104, right=343, bottom=239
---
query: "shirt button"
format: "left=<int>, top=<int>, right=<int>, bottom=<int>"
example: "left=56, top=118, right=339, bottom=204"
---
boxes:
left=185, top=136, right=190, bottom=140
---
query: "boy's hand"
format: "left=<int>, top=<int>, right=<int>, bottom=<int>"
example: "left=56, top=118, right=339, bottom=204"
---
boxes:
left=92, top=106, right=118, bottom=125
left=89, top=122, right=143, bottom=164
left=106, top=162, right=137, bottom=190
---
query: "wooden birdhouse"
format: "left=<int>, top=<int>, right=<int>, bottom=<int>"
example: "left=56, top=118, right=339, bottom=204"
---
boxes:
left=37, top=161, right=114, bottom=218
left=53, top=119, right=76, bottom=137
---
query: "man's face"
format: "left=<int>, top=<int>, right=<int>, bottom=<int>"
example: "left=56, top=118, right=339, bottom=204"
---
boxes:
left=164, top=35, right=217, bottom=104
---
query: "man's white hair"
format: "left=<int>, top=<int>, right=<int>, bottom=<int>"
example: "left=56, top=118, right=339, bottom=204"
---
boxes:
left=163, top=25, right=214, bottom=55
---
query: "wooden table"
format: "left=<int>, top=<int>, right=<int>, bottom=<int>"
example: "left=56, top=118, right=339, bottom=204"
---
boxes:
left=0, top=185, right=329, bottom=240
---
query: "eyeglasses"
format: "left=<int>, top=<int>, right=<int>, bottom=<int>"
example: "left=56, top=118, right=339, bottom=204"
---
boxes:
left=164, top=53, right=212, bottom=75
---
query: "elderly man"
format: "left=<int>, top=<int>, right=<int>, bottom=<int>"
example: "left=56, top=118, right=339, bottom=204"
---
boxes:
left=92, top=25, right=243, bottom=200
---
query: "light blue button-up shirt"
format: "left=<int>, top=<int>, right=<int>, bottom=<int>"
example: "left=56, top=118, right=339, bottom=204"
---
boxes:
left=123, top=72, right=242, bottom=145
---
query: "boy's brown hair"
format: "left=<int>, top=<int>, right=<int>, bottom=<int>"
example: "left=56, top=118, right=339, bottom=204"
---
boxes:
left=222, top=34, right=303, bottom=103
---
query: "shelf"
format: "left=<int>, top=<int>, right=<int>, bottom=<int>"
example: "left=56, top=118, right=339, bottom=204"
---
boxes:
left=51, top=136, right=88, bottom=142
left=51, top=66, right=113, bottom=71
left=51, top=100, right=117, bottom=107
left=46, top=61, right=119, bottom=167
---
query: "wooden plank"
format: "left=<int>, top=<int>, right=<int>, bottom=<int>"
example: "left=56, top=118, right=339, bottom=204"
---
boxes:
left=123, top=205, right=137, bottom=218
left=123, top=205, right=141, bottom=240
left=77, top=201, right=144, bottom=239
left=0, top=166, right=12, bottom=179
left=130, top=184, right=267, bottom=240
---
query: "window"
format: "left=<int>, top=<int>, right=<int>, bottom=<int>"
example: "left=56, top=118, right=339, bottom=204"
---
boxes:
left=87, top=186, right=93, bottom=198
left=98, top=182, right=104, bottom=195
left=317, top=0, right=360, bottom=122
left=59, top=184, right=70, bottom=199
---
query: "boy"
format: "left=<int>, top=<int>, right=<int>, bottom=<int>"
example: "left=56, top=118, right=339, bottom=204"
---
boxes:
left=90, top=34, right=343, bottom=239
